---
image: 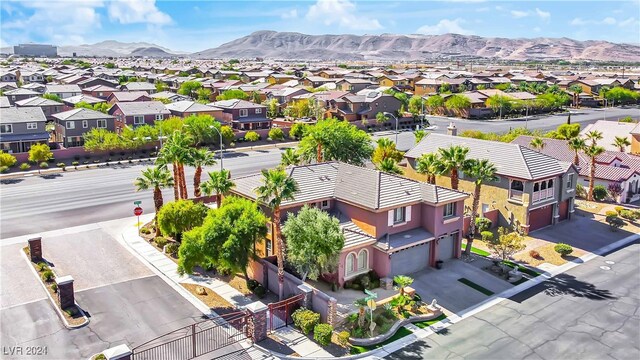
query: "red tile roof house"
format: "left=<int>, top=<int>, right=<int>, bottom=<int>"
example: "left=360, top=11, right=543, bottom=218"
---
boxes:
left=513, top=135, right=640, bottom=204
left=231, top=162, right=469, bottom=287
left=208, top=99, right=270, bottom=130
left=108, top=101, right=170, bottom=133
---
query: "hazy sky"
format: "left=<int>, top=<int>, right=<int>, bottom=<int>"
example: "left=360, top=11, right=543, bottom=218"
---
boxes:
left=1, top=0, right=639, bottom=51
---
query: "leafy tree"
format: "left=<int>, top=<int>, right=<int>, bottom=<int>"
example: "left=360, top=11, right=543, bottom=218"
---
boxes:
left=603, top=87, right=639, bottom=105
left=554, top=123, right=581, bottom=140
left=216, top=89, right=248, bottom=101
left=444, top=94, right=471, bottom=117
left=188, top=148, right=217, bottom=198
left=463, top=159, right=498, bottom=255
left=177, top=81, right=203, bottom=98
left=244, top=131, right=260, bottom=142
left=289, top=123, right=308, bottom=140
left=568, top=137, right=586, bottom=166
left=416, top=153, right=439, bottom=184
left=476, top=84, right=487, bottom=90
left=155, top=117, right=184, bottom=136
left=436, top=145, right=469, bottom=190
left=408, top=95, right=425, bottom=116
left=256, top=168, right=299, bottom=300
left=608, top=182, right=623, bottom=202
left=265, top=98, right=279, bottom=118
left=42, top=93, right=62, bottom=102
left=178, top=196, right=267, bottom=280
left=377, top=158, right=403, bottom=174
left=619, top=116, right=637, bottom=123
left=196, top=88, right=212, bottom=103
left=118, top=75, right=129, bottom=84
left=83, top=128, right=122, bottom=152
left=486, top=227, right=526, bottom=261
left=486, top=95, right=513, bottom=118
left=414, top=129, right=427, bottom=144
left=613, top=136, right=631, bottom=153
left=220, top=125, right=235, bottom=144
left=372, top=138, right=403, bottom=165
left=280, top=148, right=301, bottom=167
left=494, top=83, right=512, bottom=91
left=529, top=137, right=546, bottom=152
left=282, top=205, right=344, bottom=282
left=200, top=169, right=234, bottom=208
left=157, top=199, right=208, bottom=240
left=375, top=111, right=387, bottom=124
left=28, top=143, right=53, bottom=174
left=134, top=167, right=174, bottom=236
left=0, top=151, right=17, bottom=167
left=297, top=118, right=373, bottom=166
left=104, top=62, right=116, bottom=69
left=437, top=82, right=451, bottom=94
left=269, top=127, right=284, bottom=141
left=426, top=95, right=445, bottom=115
left=155, top=81, right=168, bottom=93
left=184, top=114, right=218, bottom=146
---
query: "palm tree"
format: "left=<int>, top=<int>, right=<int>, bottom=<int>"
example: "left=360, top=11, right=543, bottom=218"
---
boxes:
left=585, top=145, right=605, bottom=201
left=377, top=158, right=402, bottom=174
left=436, top=145, right=469, bottom=190
left=189, top=148, right=217, bottom=198
left=353, top=298, right=367, bottom=329
left=416, top=153, right=439, bottom=184
left=158, top=131, right=193, bottom=199
left=413, top=129, right=427, bottom=144
left=280, top=148, right=301, bottom=167
left=529, top=137, right=546, bottom=152
left=200, top=169, right=234, bottom=208
left=256, top=168, right=298, bottom=300
left=462, top=159, right=498, bottom=255
left=305, top=125, right=326, bottom=163
left=134, top=167, right=174, bottom=237
left=613, top=136, right=631, bottom=153
left=568, top=137, right=586, bottom=166
left=585, top=130, right=603, bottom=146
left=569, top=84, right=583, bottom=108
left=393, top=275, right=414, bottom=297
left=375, top=111, right=387, bottom=124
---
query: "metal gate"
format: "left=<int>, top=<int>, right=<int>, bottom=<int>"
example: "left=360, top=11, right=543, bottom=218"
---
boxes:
left=131, top=311, right=250, bottom=360
left=268, top=293, right=304, bottom=332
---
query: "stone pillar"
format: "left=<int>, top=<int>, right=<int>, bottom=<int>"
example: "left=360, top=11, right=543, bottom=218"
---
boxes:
left=447, top=122, right=457, bottom=136
left=327, top=297, right=337, bottom=327
left=245, top=301, right=268, bottom=342
left=56, top=275, right=74, bottom=310
left=102, top=344, right=132, bottom=360
left=28, top=237, right=42, bottom=262
left=297, top=284, right=313, bottom=309
left=380, top=277, right=394, bottom=290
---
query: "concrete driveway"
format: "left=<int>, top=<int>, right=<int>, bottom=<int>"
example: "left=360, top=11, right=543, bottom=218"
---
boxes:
left=410, top=259, right=513, bottom=314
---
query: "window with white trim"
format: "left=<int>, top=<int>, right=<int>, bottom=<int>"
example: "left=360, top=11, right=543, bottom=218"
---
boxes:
left=357, top=249, right=368, bottom=271
left=393, top=207, right=406, bottom=224
left=321, top=200, right=329, bottom=209
left=26, top=123, right=37, bottom=130
left=346, top=253, right=356, bottom=275
left=134, top=116, right=145, bottom=125
left=255, top=108, right=262, bottom=114
left=566, top=174, right=574, bottom=189
left=66, top=121, right=75, bottom=129
left=82, top=120, right=88, bottom=129
left=155, top=114, right=163, bottom=121
left=0, top=124, right=13, bottom=133
left=443, top=202, right=456, bottom=218
left=239, top=109, right=248, bottom=117
left=97, top=119, right=107, bottom=128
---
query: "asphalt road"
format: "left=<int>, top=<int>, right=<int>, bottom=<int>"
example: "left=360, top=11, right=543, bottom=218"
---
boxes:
left=386, top=241, right=640, bottom=360
left=1, top=107, right=638, bottom=239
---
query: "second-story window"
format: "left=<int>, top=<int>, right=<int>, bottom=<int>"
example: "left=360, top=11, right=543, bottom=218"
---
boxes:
left=97, top=119, right=107, bottom=128
left=567, top=174, right=574, bottom=190
left=1, top=124, right=13, bottom=133
left=26, top=123, right=37, bottom=130
left=443, top=202, right=456, bottom=218
left=66, top=121, right=75, bottom=129
left=393, top=207, right=406, bottom=224
left=510, top=180, right=524, bottom=201
left=255, top=108, right=262, bottom=114
left=82, top=120, right=88, bottom=129
left=239, top=109, right=248, bottom=117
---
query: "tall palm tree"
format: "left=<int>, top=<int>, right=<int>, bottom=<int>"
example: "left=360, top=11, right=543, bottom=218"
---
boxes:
left=568, top=137, right=586, bottom=166
left=462, top=159, right=498, bottom=255
left=157, top=131, right=193, bottom=200
left=529, top=137, right=546, bottom=152
left=416, top=153, right=439, bottom=184
left=134, top=167, right=174, bottom=237
left=200, top=169, right=234, bottom=208
left=585, top=130, right=603, bottom=146
left=189, top=148, right=217, bottom=197
left=280, top=148, right=301, bottom=167
left=613, top=136, right=631, bottom=153
left=256, top=168, right=298, bottom=300
left=436, top=145, right=469, bottom=190
left=569, top=84, right=583, bottom=108
left=585, top=145, right=605, bottom=201
left=377, top=158, right=403, bottom=174
left=305, top=125, right=326, bottom=163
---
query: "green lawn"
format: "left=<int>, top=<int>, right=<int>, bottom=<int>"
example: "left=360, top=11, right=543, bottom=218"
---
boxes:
left=460, top=244, right=490, bottom=257
left=457, top=278, right=495, bottom=296
left=413, top=313, right=448, bottom=329
left=349, top=326, right=413, bottom=354
left=502, top=260, right=542, bottom=277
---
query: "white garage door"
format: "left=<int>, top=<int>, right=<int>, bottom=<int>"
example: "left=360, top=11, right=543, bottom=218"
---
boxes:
left=437, top=234, right=455, bottom=261
left=389, top=242, right=430, bottom=276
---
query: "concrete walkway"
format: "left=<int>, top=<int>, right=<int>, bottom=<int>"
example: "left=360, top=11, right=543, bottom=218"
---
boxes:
left=271, top=326, right=333, bottom=358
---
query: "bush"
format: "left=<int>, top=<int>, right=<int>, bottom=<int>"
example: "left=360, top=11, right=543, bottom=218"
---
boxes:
left=165, top=243, right=179, bottom=256
left=313, top=323, right=333, bottom=346
left=351, top=327, right=365, bottom=338
left=51, top=283, right=58, bottom=293
left=576, top=184, right=586, bottom=198
left=39, top=162, right=49, bottom=169
left=475, top=217, right=492, bottom=233
left=157, top=200, right=208, bottom=239
left=268, top=127, right=284, bottom=141
left=481, top=231, right=494, bottom=241
left=619, top=209, right=637, bottom=221
left=247, top=279, right=259, bottom=291
left=253, top=284, right=266, bottom=298
left=336, top=330, right=350, bottom=347
left=244, top=131, right=260, bottom=142
left=154, top=236, right=168, bottom=248
left=614, top=206, right=624, bottom=214
left=37, top=262, right=49, bottom=272
left=592, top=185, right=608, bottom=201
left=359, top=275, right=370, bottom=289
left=41, top=269, right=55, bottom=282
left=292, top=308, right=320, bottom=335
left=0, top=166, right=7, bottom=173
left=606, top=215, right=624, bottom=231
left=20, top=163, right=31, bottom=171
left=554, top=243, right=573, bottom=256
left=140, top=227, right=151, bottom=234
left=605, top=210, right=618, bottom=217
left=71, top=161, right=79, bottom=167
left=57, top=162, right=66, bottom=168
left=529, top=250, right=540, bottom=259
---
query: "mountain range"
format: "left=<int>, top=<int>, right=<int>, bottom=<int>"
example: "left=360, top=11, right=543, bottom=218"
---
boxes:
left=3, top=32, right=639, bottom=62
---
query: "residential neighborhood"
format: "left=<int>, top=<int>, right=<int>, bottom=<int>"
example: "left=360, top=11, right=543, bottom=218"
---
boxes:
left=1, top=1, right=639, bottom=360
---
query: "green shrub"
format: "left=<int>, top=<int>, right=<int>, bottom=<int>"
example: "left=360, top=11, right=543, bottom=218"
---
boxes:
left=614, top=206, right=624, bottom=214
left=475, top=217, right=492, bottom=232
left=351, top=327, right=364, bottom=338
left=64, top=307, right=78, bottom=316
left=346, top=313, right=358, bottom=324
left=94, top=354, right=106, bottom=360
left=57, top=162, right=66, bottom=168
left=554, top=243, right=573, bottom=256
left=576, top=184, right=586, bottom=198
left=154, top=236, right=168, bottom=248
left=157, top=199, right=208, bottom=239
left=619, top=209, right=637, bottom=221
left=253, top=284, right=266, bottom=298
left=0, top=165, right=8, bottom=173
left=72, top=161, right=80, bottom=167
left=313, top=323, right=333, bottom=346
left=336, top=331, right=350, bottom=347
left=379, top=322, right=392, bottom=334
left=39, top=162, right=49, bottom=169
left=605, top=210, right=618, bottom=217
left=606, top=215, right=624, bottom=231
left=20, top=163, right=31, bottom=171
left=41, top=269, right=55, bottom=282
left=165, top=243, right=179, bottom=256
left=247, top=279, right=259, bottom=291
left=36, top=262, right=49, bottom=272
left=481, top=231, right=494, bottom=241
left=292, top=308, right=320, bottom=335
left=244, top=131, right=260, bottom=142
left=51, top=283, right=58, bottom=293
left=268, top=127, right=284, bottom=141
left=359, top=275, right=370, bottom=289
left=592, top=185, right=608, bottom=201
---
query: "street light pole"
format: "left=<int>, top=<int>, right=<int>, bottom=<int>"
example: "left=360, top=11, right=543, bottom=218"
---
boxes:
left=383, top=112, right=399, bottom=144
left=209, top=125, right=224, bottom=171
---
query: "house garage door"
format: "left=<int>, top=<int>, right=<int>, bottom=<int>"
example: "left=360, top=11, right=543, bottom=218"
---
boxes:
left=558, top=200, right=569, bottom=221
left=529, top=205, right=553, bottom=232
left=389, top=242, right=430, bottom=276
left=437, top=234, right=455, bottom=261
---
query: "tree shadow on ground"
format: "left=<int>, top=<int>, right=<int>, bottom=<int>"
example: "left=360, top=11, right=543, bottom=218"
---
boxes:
left=509, top=272, right=616, bottom=304
left=0, top=178, right=24, bottom=185
left=384, top=339, right=433, bottom=360
left=39, top=173, right=62, bottom=179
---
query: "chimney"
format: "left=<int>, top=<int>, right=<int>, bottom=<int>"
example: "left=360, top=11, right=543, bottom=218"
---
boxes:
left=447, top=122, right=457, bottom=136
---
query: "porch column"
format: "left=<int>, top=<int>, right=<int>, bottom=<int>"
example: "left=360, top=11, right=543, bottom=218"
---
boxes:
left=297, top=284, right=313, bottom=309
left=245, top=301, right=268, bottom=342
left=28, top=237, right=43, bottom=262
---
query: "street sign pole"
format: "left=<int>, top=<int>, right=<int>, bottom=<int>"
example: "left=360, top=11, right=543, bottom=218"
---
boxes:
left=133, top=201, right=143, bottom=235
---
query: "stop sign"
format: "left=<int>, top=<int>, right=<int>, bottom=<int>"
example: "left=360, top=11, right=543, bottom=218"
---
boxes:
left=134, top=207, right=143, bottom=216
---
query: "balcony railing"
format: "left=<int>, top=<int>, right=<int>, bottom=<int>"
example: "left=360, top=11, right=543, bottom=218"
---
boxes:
left=532, top=188, right=554, bottom=203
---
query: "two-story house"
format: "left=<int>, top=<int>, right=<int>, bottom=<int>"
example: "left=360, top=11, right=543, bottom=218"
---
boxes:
left=336, top=78, right=377, bottom=94
left=52, top=108, right=115, bottom=147
left=45, top=84, right=81, bottom=99
left=0, top=107, right=49, bottom=153
left=165, top=101, right=223, bottom=119
left=404, top=131, right=578, bottom=234
left=107, top=91, right=152, bottom=104
left=209, top=99, right=270, bottom=130
left=82, top=85, right=118, bottom=100
left=4, top=88, right=40, bottom=105
left=108, top=101, right=170, bottom=132
left=121, top=82, right=157, bottom=94
left=15, top=96, right=64, bottom=121
left=231, top=162, right=469, bottom=286
left=329, top=92, right=402, bottom=123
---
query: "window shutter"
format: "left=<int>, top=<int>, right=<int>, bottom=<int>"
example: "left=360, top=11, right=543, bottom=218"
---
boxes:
left=406, top=206, right=412, bottom=222
left=388, top=210, right=394, bottom=226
